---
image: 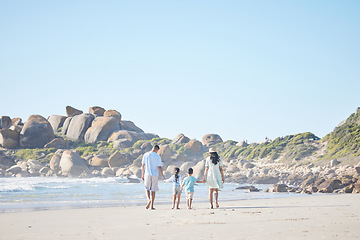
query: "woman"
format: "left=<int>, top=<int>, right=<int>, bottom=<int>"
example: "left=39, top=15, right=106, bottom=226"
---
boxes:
left=203, top=148, right=225, bottom=209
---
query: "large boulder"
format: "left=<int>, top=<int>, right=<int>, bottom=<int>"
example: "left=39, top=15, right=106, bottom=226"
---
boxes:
left=84, top=117, right=120, bottom=144
left=61, top=117, right=72, bottom=135
left=120, top=120, right=144, bottom=133
left=6, top=165, right=22, bottom=175
left=0, top=129, right=19, bottom=148
left=66, top=106, right=83, bottom=117
left=104, top=110, right=122, bottom=121
left=44, top=138, right=69, bottom=149
left=272, top=184, right=288, bottom=192
left=49, top=150, right=63, bottom=172
left=108, top=151, right=132, bottom=168
left=318, top=179, right=342, bottom=193
left=202, top=134, right=223, bottom=147
left=9, top=125, right=22, bottom=133
left=113, top=139, right=133, bottom=149
left=89, top=155, right=109, bottom=167
left=172, top=134, right=190, bottom=144
left=20, top=115, right=55, bottom=148
left=11, top=118, right=22, bottom=126
left=89, top=106, right=106, bottom=117
left=108, top=130, right=148, bottom=144
left=66, top=113, right=95, bottom=141
left=47, top=115, right=67, bottom=133
left=192, top=160, right=206, bottom=179
left=59, top=150, right=90, bottom=177
left=158, top=145, right=172, bottom=162
left=1, top=116, right=12, bottom=129
left=184, top=140, right=202, bottom=154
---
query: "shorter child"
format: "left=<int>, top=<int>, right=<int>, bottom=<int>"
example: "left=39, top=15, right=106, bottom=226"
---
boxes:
left=165, top=167, right=182, bottom=209
left=181, top=168, right=205, bottom=209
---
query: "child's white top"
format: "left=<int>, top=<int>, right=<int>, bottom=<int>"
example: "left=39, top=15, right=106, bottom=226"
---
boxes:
left=165, top=175, right=182, bottom=187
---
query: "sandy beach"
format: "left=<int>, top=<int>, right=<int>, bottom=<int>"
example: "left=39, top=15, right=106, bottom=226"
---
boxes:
left=0, top=194, right=359, bottom=240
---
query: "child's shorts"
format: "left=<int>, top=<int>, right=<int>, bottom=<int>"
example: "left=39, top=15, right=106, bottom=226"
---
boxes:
left=173, top=186, right=181, bottom=195
left=186, top=192, right=194, bottom=200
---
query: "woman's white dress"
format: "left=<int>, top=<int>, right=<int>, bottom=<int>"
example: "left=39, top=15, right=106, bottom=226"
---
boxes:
left=205, top=156, right=223, bottom=189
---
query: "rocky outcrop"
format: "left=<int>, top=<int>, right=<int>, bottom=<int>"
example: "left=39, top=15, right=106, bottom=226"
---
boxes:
left=184, top=140, right=202, bottom=154
left=0, top=129, right=19, bottom=148
left=108, top=130, right=148, bottom=144
left=47, top=115, right=67, bottom=133
left=84, top=117, right=120, bottom=144
left=158, top=145, right=172, bottom=162
left=120, top=120, right=144, bottom=133
left=61, top=117, right=72, bottom=135
left=59, top=150, right=90, bottom=177
left=104, top=110, right=121, bottom=120
left=44, top=138, right=69, bottom=149
left=89, top=155, right=109, bottom=167
left=20, top=115, right=55, bottom=148
left=11, top=118, right=22, bottom=126
left=113, top=139, right=133, bottom=149
left=202, top=134, right=223, bottom=147
left=66, top=106, right=83, bottom=117
left=1, top=116, right=12, bottom=129
left=89, top=106, right=105, bottom=117
left=172, top=134, right=190, bottom=144
left=108, top=151, right=132, bottom=167
left=49, top=150, right=63, bottom=173
left=66, top=114, right=94, bottom=141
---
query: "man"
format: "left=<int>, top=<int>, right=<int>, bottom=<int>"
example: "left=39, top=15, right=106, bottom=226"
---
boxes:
left=141, top=144, right=165, bottom=210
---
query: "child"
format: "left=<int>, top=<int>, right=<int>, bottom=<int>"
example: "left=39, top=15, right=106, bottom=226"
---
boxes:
left=165, top=167, right=182, bottom=209
left=181, top=168, right=205, bottom=209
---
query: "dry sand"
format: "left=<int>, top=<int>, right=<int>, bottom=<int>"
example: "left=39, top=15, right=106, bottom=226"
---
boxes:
left=1, top=194, right=359, bottom=240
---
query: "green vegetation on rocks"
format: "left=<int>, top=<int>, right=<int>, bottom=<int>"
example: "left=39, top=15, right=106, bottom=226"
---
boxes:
left=218, top=132, right=319, bottom=162
left=14, top=148, right=56, bottom=163
left=322, top=110, right=360, bottom=159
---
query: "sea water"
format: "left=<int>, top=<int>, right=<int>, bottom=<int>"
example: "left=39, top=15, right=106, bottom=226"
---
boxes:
left=0, top=177, right=299, bottom=212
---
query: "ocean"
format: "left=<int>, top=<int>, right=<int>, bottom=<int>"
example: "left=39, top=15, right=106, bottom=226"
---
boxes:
left=0, top=177, right=301, bottom=212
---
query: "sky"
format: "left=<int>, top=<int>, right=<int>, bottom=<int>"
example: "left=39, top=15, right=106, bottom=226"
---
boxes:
left=1, top=1, right=360, bottom=143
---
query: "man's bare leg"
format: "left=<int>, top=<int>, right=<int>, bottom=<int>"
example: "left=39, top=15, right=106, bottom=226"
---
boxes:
left=150, top=191, right=156, bottom=210
left=145, top=190, right=151, bottom=209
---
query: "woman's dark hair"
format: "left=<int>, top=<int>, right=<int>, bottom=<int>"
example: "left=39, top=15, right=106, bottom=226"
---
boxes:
left=210, top=152, right=220, bottom=165
left=174, top=167, right=180, bottom=183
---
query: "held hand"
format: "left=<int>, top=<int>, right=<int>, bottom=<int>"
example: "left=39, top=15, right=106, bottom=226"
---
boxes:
left=142, top=176, right=144, bottom=181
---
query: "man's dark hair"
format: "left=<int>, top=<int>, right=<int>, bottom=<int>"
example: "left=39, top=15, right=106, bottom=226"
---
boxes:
left=153, top=145, right=160, bottom=150
left=188, top=168, right=193, bottom=174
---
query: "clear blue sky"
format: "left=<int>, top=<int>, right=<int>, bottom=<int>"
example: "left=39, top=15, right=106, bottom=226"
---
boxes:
left=1, top=1, right=359, bottom=143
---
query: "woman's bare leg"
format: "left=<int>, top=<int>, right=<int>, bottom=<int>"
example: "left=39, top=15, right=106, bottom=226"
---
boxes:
left=209, top=188, right=214, bottom=209
left=214, top=189, right=219, bottom=208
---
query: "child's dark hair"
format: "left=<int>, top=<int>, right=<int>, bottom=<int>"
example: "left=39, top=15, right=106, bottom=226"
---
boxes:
left=174, top=167, right=180, bottom=183
left=188, top=168, right=193, bottom=174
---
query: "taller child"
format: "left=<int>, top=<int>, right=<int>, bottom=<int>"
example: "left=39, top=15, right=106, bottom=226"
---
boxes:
left=142, top=144, right=165, bottom=210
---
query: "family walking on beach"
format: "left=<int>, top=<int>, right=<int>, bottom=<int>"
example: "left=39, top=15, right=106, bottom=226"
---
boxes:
left=141, top=145, right=225, bottom=210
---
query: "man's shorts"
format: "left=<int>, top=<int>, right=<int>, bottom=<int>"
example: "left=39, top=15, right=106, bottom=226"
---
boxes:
left=186, top=192, right=194, bottom=199
left=173, top=186, right=181, bottom=195
left=144, top=175, right=159, bottom=192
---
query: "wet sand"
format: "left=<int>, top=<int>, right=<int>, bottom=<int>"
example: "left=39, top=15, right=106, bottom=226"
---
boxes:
left=0, top=194, right=359, bottom=240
